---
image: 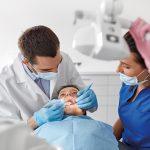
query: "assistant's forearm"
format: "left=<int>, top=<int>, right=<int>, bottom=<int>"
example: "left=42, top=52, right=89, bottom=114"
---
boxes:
left=113, top=118, right=124, bottom=140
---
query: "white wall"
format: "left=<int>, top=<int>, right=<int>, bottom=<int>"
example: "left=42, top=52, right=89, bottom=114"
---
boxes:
left=0, top=0, right=150, bottom=70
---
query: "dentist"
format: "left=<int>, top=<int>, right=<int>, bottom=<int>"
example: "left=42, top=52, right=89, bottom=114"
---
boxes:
left=0, top=25, right=98, bottom=129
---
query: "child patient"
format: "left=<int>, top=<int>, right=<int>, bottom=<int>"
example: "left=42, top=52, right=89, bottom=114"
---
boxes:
left=35, top=85, right=119, bottom=150
left=58, top=85, right=86, bottom=116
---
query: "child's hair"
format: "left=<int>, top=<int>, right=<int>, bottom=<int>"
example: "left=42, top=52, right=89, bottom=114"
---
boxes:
left=57, top=85, right=79, bottom=95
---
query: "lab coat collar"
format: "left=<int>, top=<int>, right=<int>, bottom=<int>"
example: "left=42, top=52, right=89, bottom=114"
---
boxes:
left=12, top=52, right=64, bottom=84
left=12, top=54, right=58, bottom=99
left=19, top=53, right=37, bottom=81
left=12, top=54, right=28, bottom=84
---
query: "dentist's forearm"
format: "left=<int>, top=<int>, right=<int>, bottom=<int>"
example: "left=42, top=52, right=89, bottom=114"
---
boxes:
left=27, top=117, right=38, bottom=130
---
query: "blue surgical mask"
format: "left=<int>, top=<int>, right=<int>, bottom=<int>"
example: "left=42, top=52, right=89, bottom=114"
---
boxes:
left=119, top=70, right=149, bottom=86
left=35, top=72, right=58, bottom=80
left=119, top=73, right=138, bottom=85
left=30, top=63, right=58, bottom=80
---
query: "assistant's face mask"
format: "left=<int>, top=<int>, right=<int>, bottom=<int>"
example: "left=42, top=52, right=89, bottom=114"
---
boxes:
left=119, top=70, right=149, bottom=86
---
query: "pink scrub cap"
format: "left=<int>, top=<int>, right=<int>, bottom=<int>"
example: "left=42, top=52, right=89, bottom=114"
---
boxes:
left=129, top=18, right=150, bottom=71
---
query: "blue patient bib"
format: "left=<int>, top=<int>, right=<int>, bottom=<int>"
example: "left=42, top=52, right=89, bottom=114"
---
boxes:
left=35, top=115, right=118, bottom=150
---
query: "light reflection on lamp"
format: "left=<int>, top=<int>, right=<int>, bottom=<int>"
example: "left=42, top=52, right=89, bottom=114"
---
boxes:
left=72, top=0, right=130, bottom=61
left=72, top=21, right=130, bottom=60
left=72, top=23, right=97, bottom=57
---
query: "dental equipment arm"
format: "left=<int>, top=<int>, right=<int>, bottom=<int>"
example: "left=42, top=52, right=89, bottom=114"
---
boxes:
left=72, top=0, right=132, bottom=60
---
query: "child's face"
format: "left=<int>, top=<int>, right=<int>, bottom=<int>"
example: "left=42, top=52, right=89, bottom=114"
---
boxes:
left=58, top=87, right=84, bottom=115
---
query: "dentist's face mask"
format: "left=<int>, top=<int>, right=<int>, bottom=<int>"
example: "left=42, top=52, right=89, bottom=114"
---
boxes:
left=34, top=71, right=58, bottom=80
left=119, top=70, right=149, bottom=86
left=28, top=54, right=62, bottom=80
left=29, top=64, right=58, bottom=80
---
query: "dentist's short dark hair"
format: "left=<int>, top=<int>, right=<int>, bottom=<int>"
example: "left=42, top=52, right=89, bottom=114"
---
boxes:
left=18, top=25, right=60, bottom=64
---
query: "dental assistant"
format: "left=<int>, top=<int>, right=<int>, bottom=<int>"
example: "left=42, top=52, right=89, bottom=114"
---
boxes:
left=113, top=18, right=150, bottom=149
left=0, top=25, right=98, bottom=129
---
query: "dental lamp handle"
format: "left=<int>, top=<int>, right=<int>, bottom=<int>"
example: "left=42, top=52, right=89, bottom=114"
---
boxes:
left=73, top=10, right=96, bottom=25
left=119, top=17, right=132, bottom=29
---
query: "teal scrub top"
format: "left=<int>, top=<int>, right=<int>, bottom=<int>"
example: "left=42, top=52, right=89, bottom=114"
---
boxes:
left=119, top=84, right=150, bottom=149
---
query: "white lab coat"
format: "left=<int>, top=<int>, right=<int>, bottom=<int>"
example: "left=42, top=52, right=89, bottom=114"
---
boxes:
left=0, top=52, right=85, bottom=122
left=0, top=118, right=59, bottom=150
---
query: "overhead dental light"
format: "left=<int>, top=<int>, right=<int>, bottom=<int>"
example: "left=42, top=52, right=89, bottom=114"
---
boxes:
left=72, top=0, right=132, bottom=60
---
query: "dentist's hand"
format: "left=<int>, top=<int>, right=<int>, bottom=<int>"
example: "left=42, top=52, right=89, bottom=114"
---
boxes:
left=33, top=99, right=64, bottom=127
left=77, top=87, right=98, bottom=111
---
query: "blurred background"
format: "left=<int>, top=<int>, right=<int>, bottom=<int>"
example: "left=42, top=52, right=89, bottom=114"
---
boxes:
left=0, top=0, right=149, bottom=125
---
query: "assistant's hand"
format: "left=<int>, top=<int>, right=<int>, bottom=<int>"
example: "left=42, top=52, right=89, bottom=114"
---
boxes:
left=77, top=88, right=98, bottom=111
left=33, top=99, right=64, bottom=127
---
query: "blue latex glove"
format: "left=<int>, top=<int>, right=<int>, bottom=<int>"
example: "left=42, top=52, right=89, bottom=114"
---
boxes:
left=77, top=85, right=98, bottom=111
left=33, top=99, right=65, bottom=126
